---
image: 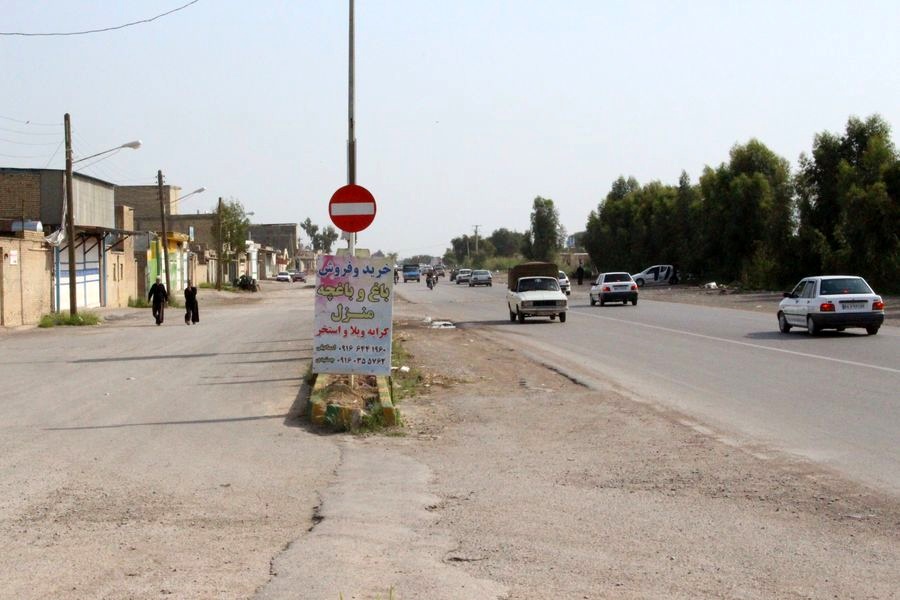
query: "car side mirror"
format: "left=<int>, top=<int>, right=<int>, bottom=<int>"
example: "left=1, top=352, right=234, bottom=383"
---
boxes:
left=783, top=292, right=795, bottom=298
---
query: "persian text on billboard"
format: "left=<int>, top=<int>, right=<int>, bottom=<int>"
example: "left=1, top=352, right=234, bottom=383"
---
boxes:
left=313, top=255, right=394, bottom=375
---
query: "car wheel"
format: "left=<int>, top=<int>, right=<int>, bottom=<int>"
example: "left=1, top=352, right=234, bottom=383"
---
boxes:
left=778, top=312, right=791, bottom=333
left=866, top=326, right=879, bottom=335
left=489, top=283, right=492, bottom=287
left=590, top=296, right=596, bottom=306
left=631, top=298, right=637, bottom=306
left=509, top=306, right=516, bottom=322
left=806, top=316, right=819, bottom=336
left=635, top=278, right=644, bottom=288
left=517, top=309, right=525, bottom=323
left=559, top=312, right=567, bottom=323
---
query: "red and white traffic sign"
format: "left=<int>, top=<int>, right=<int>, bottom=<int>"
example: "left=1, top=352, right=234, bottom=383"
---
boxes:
left=329, top=184, right=376, bottom=233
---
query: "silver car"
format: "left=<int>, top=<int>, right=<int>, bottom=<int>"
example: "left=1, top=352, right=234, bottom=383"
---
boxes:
left=469, top=269, right=493, bottom=287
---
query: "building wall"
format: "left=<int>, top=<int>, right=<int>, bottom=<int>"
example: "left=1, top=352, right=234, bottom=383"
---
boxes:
left=106, top=205, right=137, bottom=308
left=114, top=185, right=181, bottom=222
left=0, top=232, right=52, bottom=326
left=0, top=170, right=42, bottom=222
left=249, top=223, right=298, bottom=256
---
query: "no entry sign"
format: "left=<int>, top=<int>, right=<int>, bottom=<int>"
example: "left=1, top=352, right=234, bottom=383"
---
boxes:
left=329, top=184, right=376, bottom=233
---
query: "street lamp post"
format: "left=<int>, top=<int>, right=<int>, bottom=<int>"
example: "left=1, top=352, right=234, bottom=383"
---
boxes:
left=64, top=112, right=141, bottom=316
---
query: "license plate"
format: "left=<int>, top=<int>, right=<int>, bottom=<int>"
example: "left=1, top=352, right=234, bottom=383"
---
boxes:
left=614, top=285, right=626, bottom=290
left=842, top=301, right=865, bottom=310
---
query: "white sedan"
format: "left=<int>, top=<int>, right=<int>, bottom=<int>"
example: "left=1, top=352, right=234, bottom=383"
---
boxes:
left=275, top=271, right=291, bottom=282
left=778, top=275, right=885, bottom=335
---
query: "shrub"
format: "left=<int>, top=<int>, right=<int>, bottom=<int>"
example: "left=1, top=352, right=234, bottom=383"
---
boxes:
left=38, top=311, right=101, bottom=328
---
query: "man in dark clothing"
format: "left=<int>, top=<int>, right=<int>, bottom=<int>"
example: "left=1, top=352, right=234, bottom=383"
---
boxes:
left=576, top=263, right=585, bottom=286
left=184, top=280, right=199, bottom=325
left=148, top=277, right=168, bottom=325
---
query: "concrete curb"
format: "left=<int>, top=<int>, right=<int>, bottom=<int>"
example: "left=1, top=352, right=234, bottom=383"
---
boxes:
left=307, top=373, right=398, bottom=431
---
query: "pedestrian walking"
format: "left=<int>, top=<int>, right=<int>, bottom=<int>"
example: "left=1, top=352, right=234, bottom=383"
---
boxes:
left=184, top=280, right=199, bottom=325
left=148, top=277, right=168, bottom=325
left=576, top=263, right=585, bottom=286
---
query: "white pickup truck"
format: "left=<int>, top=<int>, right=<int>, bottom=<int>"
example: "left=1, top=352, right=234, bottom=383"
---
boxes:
left=507, top=262, right=568, bottom=323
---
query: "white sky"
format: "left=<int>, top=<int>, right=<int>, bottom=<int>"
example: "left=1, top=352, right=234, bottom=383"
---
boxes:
left=3, top=1, right=898, bottom=258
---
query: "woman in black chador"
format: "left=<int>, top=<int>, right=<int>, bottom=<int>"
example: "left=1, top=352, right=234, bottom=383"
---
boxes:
left=184, top=280, right=199, bottom=325
left=148, top=277, right=168, bottom=325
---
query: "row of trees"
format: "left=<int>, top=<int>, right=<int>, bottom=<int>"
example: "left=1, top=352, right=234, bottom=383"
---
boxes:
left=584, top=115, right=899, bottom=291
left=300, top=218, right=339, bottom=253
left=443, top=197, right=565, bottom=267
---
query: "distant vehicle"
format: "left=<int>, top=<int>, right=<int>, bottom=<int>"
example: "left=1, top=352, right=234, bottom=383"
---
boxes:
left=449, top=268, right=459, bottom=282
left=469, top=269, right=493, bottom=287
left=456, top=268, right=473, bottom=284
left=275, top=271, right=291, bottom=282
left=291, top=271, right=306, bottom=282
left=506, top=262, right=567, bottom=323
left=402, top=264, right=421, bottom=283
left=434, top=265, right=445, bottom=277
left=631, top=264, right=678, bottom=287
left=777, top=275, right=884, bottom=336
left=557, top=271, right=571, bottom=295
left=590, top=272, right=638, bottom=306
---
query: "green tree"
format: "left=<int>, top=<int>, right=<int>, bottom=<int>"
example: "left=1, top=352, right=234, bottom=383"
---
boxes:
left=218, top=198, right=250, bottom=258
left=528, top=196, right=563, bottom=262
left=797, top=114, right=899, bottom=289
left=488, top=228, right=524, bottom=256
left=300, top=218, right=319, bottom=250
left=319, top=226, right=339, bottom=253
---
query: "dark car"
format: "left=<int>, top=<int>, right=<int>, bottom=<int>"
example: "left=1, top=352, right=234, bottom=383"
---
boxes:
left=291, top=271, right=306, bottom=282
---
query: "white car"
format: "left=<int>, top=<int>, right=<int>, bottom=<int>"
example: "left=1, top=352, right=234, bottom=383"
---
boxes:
left=557, top=271, right=571, bottom=295
left=456, top=268, right=473, bottom=284
left=778, top=275, right=885, bottom=336
left=275, top=271, right=291, bottom=282
left=590, top=272, right=638, bottom=306
left=631, top=264, right=678, bottom=287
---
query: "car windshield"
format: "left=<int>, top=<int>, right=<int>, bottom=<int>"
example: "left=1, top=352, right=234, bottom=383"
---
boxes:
left=474, top=270, right=489, bottom=276
left=604, top=273, right=631, bottom=283
left=518, top=277, right=560, bottom=292
left=819, top=278, right=872, bottom=295
left=558, top=272, right=567, bottom=279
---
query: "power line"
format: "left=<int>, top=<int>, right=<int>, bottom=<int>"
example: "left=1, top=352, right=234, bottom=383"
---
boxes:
left=0, top=115, right=62, bottom=127
left=0, top=125, right=61, bottom=136
left=0, top=0, right=200, bottom=36
left=0, top=137, right=61, bottom=146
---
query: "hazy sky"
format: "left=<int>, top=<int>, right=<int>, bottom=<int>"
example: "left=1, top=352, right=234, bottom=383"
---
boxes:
left=3, top=1, right=898, bottom=258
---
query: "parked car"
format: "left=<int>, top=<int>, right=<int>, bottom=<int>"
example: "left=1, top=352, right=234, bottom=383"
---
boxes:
left=291, top=271, right=306, bottom=282
left=631, top=264, right=678, bottom=287
left=557, top=271, right=571, bottom=295
left=777, top=275, right=884, bottom=336
left=275, top=271, right=291, bottom=282
left=456, top=268, right=473, bottom=284
left=469, top=269, right=493, bottom=287
left=590, top=272, right=638, bottom=306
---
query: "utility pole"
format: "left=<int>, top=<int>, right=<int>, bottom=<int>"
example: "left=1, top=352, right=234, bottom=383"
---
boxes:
left=346, top=0, right=357, bottom=257
left=473, top=225, right=481, bottom=255
left=216, top=197, right=224, bottom=290
left=64, top=113, right=78, bottom=316
left=157, top=170, right=171, bottom=293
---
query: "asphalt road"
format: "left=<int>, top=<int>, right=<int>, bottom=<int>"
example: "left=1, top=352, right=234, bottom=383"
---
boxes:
left=397, top=279, right=900, bottom=495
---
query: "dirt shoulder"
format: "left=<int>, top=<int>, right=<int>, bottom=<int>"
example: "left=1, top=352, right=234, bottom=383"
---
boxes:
left=377, top=308, right=900, bottom=598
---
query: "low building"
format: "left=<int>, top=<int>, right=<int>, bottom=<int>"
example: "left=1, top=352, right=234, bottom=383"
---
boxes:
left=0, top=168, right=139, bottom=317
